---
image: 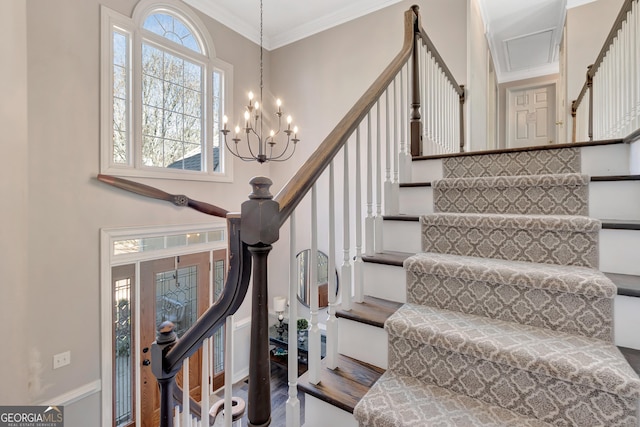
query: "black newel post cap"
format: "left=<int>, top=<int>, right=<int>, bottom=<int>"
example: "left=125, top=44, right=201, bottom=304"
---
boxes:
left=241, top=176, right=280, bottom=245
left=157, top=321, right=177, bottom=344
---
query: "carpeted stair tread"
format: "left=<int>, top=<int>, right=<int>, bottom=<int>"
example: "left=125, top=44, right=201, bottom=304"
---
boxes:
left=421, top=213, right=600, bottom=268
left=404, top=252, right=615, bottom=339
left=433, top=173, right=589, bottom=215
left=405, top=252, right=616, bottom=299
left=385, top=303, right=640, bottom=399
left=353, top=371, right=552, bottom=427
left=434, top=173, right=588, bottom=190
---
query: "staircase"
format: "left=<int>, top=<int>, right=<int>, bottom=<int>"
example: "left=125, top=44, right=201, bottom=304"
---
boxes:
left=298, top=141, right=640, bottom=426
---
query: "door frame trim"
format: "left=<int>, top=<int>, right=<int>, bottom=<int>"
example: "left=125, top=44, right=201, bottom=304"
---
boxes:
left=100, top=223, right=227, bottom=427
left=506, top=80, right=559, bottom=148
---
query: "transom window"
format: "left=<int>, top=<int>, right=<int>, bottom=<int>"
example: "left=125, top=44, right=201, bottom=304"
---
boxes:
left=102, top=1, right=233, bottom=181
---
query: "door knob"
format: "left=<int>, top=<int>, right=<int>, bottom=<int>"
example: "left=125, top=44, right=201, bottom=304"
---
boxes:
left=142, top=347, right=149, bottom=353
left=142, top=359, right=151, bottom=366
left=555, top=121, right=563, bottom=125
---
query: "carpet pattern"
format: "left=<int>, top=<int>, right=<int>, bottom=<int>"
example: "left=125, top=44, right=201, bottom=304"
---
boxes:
left=421, top=213, right=600, bottom=269
left=433, top=173, right=589, bottom=216
left=354, top=146, right=640, bottom=427
left=442, top=148, right=581, bottom=178
left=405, top=253, right=615, bottom=340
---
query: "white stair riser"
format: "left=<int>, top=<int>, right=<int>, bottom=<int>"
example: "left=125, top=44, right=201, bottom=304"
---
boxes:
left=383, top=220, right=640, bottom=275
left=614, top=295, right=640, bottom=350
left=337, top=318, right=388, bottom=369
left=399, top=186, right=434, bottom=215
left=362, top=263, right=407, bottom=303
left=581, top=144, right=631, bottom=176
left=599, top=229, right=640, bottom=275
left=398, top=180, right=639, bottom=220
left=589, top=181, right=640, bottom=220
left=303, top=395, right=357, bottom=427
left=381, top=221, right=421, bottom=253
left=411, top=158, right=443, bottom=182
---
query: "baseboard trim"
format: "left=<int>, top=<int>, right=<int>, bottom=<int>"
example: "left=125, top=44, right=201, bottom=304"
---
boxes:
left=37, top=379, right=101, bottom=406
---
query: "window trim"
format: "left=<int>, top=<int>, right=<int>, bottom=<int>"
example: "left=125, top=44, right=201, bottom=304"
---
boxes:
left=100, top=1, right=234, bottom=182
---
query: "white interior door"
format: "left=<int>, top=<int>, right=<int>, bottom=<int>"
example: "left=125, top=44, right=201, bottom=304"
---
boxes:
left=508, top=84, right=556, bottom=148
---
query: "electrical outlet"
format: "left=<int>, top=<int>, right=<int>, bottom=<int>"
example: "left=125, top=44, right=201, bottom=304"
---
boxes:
left=53, top=351, right=71, bottom=369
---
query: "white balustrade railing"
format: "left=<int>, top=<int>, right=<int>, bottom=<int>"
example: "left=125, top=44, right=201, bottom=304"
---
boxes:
left=573, top=0, right=640, bottom=142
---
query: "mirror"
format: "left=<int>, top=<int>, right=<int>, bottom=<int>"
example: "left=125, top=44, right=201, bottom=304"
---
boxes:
left=296, top=249, right=339, bottom=309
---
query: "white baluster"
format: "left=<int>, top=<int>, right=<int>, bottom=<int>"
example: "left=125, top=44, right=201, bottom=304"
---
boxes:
left=286, top=213, right=300, bottom=427
left=174, top=405, right=181, bottom=427
left=365, top=111, right=374, bottom=257
left=384, top=88, right=392, bottom=216
left=309, top=184, right=320, bottom=384
left=201, top=337, right=209, bottom=424
left=631, top=1, right=640, bottom=129
left=326, top=161, right=338, bottom=368
left=375, top=102, right=384, bottom=253
left=391, top=77, right=400, bottom=214
left=399, top=67, right=411, bottom=183
left=342, top=144, right=353, bottom=311
left=623, top=16, right=631, bottom=135
left=354, top=127, right=364, bottom=304
left=183, top=357, right=190, bottom=427
left=224, top=317, right=233, bottom=427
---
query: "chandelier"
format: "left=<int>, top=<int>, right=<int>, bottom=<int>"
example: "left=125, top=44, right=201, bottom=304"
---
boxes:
left=221, top=0, right=299, bottom=164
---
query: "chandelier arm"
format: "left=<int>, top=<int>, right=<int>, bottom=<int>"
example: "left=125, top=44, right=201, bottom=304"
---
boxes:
left=270, top=143, right=297, bottom=162
left=244, top=132, right=260, bottom=160
left=266, top=137, right=293, bottom=161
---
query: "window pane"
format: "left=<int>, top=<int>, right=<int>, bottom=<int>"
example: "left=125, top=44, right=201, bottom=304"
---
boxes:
left=143, top=13, right=202, bottom=54
left=142, top=43, right=203, bottom=172
left=114, top=277, right=133, bottom=426
left=212, top=70, right=224, bottom=173
left=112, top=31, right=129, bottom=165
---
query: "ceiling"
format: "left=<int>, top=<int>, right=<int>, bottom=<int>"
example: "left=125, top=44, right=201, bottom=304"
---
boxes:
left=185, top=0, right=599, bottom=82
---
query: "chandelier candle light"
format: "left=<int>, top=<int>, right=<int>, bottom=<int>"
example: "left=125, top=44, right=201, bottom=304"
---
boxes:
left=220, top=0, right=299, bottom=163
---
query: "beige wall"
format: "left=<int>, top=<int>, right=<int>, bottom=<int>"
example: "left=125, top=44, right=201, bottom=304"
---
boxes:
left=0, top=0, right=29, bottom=405
left=566, top=0, right=625, bottom=117
left=265, top=0, right=467, bottom=313
left=12, top=0, right=265, bottom=421
left=467, top=0, right=490, bottom=151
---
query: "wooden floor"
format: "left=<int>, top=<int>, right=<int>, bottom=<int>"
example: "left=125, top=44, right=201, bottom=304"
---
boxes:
left=213, top=364, right=303, bottom=427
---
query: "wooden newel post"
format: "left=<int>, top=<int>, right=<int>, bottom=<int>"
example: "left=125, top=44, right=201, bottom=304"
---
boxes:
left=152, top=321, right=180, bottom=427
left=410, top=5, right=423, bottom=157
left=586, top=64, right=594, bottom=142
left=241, top=177, right=280, bottom=427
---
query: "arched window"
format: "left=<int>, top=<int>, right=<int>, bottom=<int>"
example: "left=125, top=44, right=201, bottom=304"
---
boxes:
left=101, top=0, right=233, bottom=181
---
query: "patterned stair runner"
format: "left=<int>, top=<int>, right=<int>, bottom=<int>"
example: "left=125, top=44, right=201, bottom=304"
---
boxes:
left=354, top=148, right=640, bottom=427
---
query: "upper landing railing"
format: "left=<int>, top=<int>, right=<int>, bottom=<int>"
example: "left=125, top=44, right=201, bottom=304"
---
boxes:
left=572, top=0, right=640, bottom=143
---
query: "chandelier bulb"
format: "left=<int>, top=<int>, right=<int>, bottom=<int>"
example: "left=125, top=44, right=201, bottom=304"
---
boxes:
left=248, top=91, right=254, bottom=101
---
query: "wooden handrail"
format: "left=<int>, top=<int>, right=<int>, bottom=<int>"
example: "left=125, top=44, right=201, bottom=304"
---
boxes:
left=273, top=7, right=417, bottom=227
left=415, top=22, right=464, bottom=97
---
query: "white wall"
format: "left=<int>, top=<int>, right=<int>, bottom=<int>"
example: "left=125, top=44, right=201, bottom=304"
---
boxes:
left=0, top=0, right=29, bottom=406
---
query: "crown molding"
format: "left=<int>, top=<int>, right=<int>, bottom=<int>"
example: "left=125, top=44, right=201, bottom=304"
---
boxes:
left=184, top=0, right=403, bottom=50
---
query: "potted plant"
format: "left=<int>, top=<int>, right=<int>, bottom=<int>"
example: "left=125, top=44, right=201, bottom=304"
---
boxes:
left=297, top=318, right=309, bottom=342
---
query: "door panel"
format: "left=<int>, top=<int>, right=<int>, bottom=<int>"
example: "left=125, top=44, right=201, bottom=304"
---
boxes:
left=139, top=252, right=209, bottom=427
left=508, top=84, right=555, bottom=148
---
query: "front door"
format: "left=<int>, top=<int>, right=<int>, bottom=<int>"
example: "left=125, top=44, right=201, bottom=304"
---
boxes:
left=508, top=84, right=556, bottom=148
left=139, top=252, right=209, bottom=427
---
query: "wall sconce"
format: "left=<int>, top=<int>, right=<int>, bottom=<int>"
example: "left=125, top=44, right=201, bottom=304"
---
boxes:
left=273, top=296, right=287, bottom=338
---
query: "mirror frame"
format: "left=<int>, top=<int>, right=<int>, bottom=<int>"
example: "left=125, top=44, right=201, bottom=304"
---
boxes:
left=296, top=249, right=339, bottom=309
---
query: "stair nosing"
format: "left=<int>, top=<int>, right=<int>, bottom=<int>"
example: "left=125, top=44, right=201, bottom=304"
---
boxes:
left=412, top=138, right=624, bottom=161
left=336, top=295, right=403, bottom=328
